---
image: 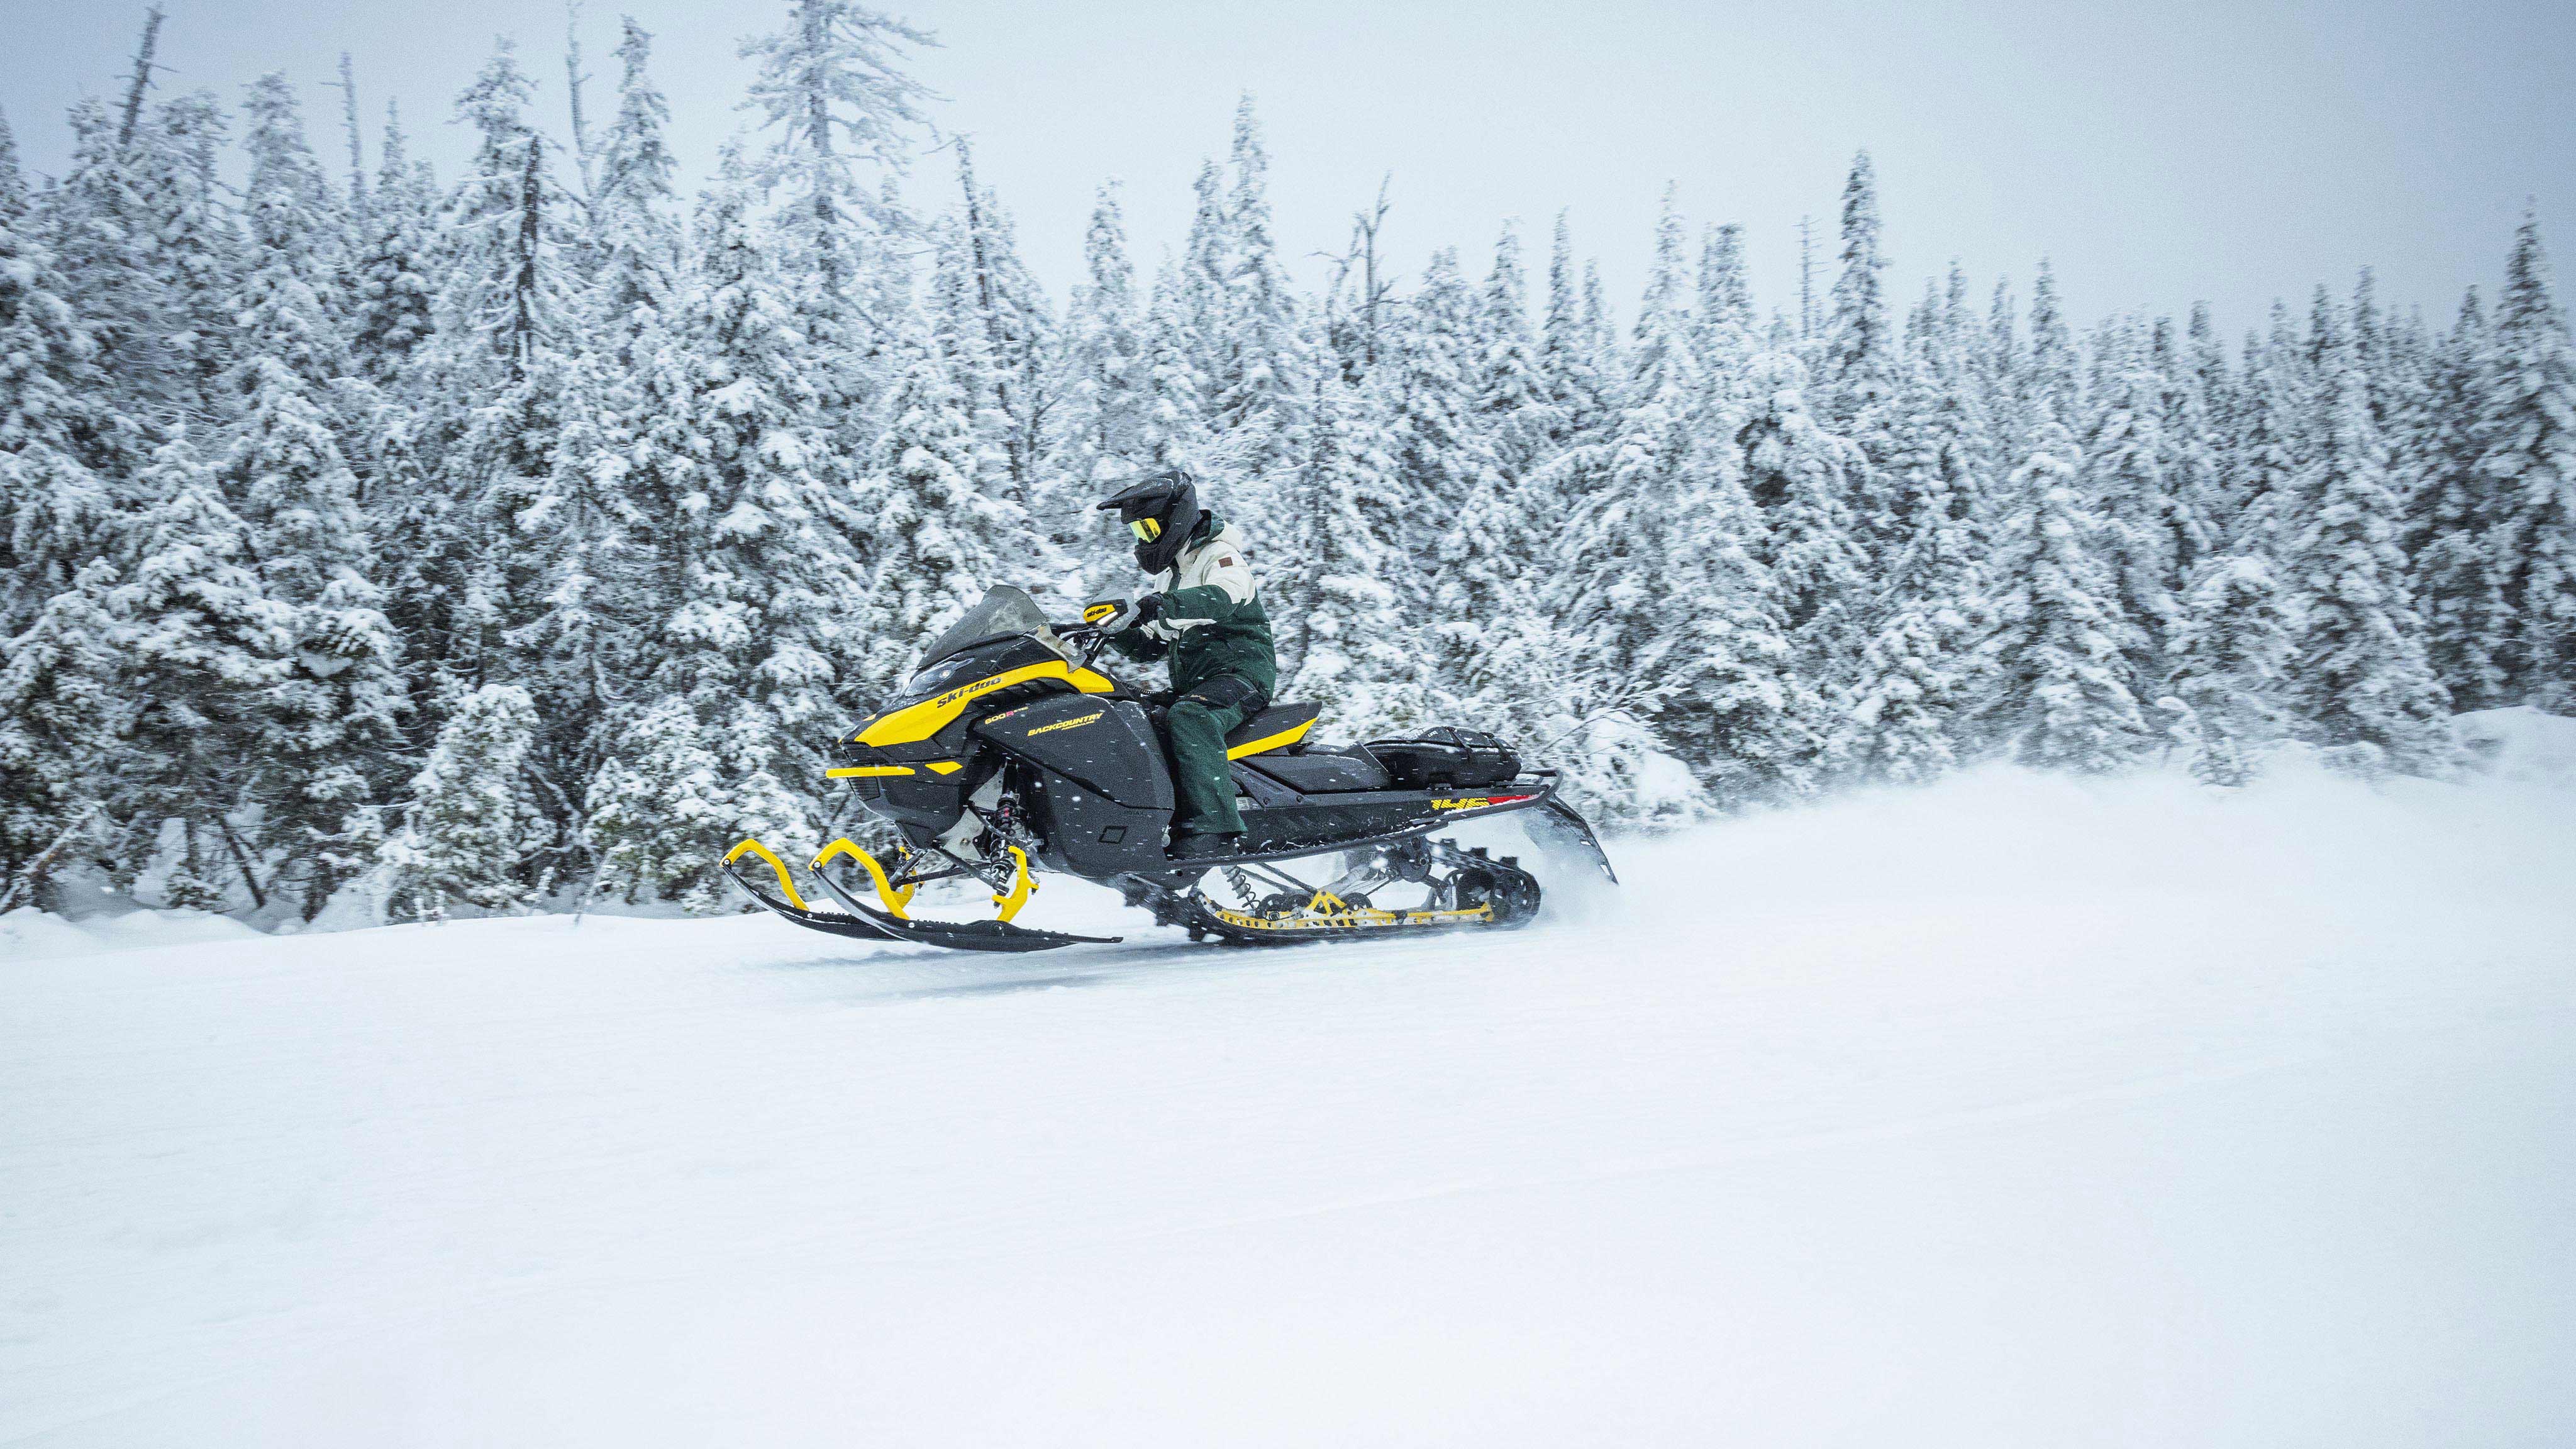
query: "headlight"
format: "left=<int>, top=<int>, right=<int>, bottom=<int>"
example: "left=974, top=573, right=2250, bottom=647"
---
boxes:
left=899, top=656, right=982, bottom=702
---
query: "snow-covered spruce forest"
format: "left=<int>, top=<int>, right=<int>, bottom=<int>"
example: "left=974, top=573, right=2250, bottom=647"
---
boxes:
left=3, top=8, right=2572, bottom=926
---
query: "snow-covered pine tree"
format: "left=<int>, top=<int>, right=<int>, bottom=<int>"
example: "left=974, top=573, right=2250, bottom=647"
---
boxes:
left=345, top=103, right=438, bottom=387
left=583, top=152, right=863, bottom=905
left=1137, top=260, right=1209, bottom=465
left=99, top=438, right=298, bottom=909
left=1639, top=465, right=1824, bottom=807
left=1177, top=157, right=1231, bottom=406
left=1281, top=357, right=1425, bottom=736
left=1379, top=248, right=1498, bottom=572
left=2405, top=291, right=2509, bottom=706
left=1838, top=353, right=1994, bottom=782
left=1580, top=257, right=1624, bottom=398
left=2187, top=303, right=2237, bottom=445
left=2162, top=552, right=2292, bottom=785
left=852, top=314, right=1037, bottom=691
left=1367, top=225, right=1550, bottom=717
left=2302, top=280, right=2345, bottom=374
left=923, top=210, right=1011, bottom=497
left=1053, top=182, right=1148, bottom=516
left=441, top=42, right=570, bottom=383
left=226, top=77, right=406, bottom=915
left=140, top=89, right=244, bottom=426
left=2079, top=318, right=2190, bottom=690
left=216, top=344, right=403, bottom=915
left=2157, top=309, right=2229, bottom=591
left=1539, top=213, right=1614, bottom=442
left=419, top=41, right=582, bottom=718
left=1819, top=151, right=1895, bottom=430
left=0, top=128, right=122, bottom=635
left=0, top=107, right=21, bottom=226
left=1473, top=221, right=1560, bottom=489
left=1625, top=187, right=1697, bottom=403
left=0, top=560, right=125, bottom=903
left=937, top=140, right=1059, bottom=509
left=586, top=19, right=681, bottom=335
left=1545, top=192, right=1704, bottom=701
left=2226, top=305, right=2312, bottom=553
left=582, top=695, right=731, bottom=908
left=2282, top=336, right=2455, bottom=775
left=2352, top=270, right=2434, bottom=480
left=2024, top=259, right=2078, bottom=426
left=1209, top=97, right=1308, bottom=524
left=1977, top=411, right=2151, bottom=772
left=1924, top=280, right=2006, bottom=547
left=513, top=341, right=647, bottom=760
left=379, top=683, right=550, bottom=919
left=1978, top=277, right=2023, bottom=445
left=45, top=97, right=175, bottom=431
left=521, top=18, right=680, bottom=767
left=235, top=74, right=345, bottom=387
left=1563, top=212, right=1824, bottom=804
left=1736, top=353, right=1870, bottom=688
left=1694, top=221, right=1757, bottom=401
left=2472, top=214, right=2576, bottom=710
left=1493, top=250, right=1719, bottom=831
left=738, top=0, right=931, bottom=337
left=526, top=18, right=680, bottom=741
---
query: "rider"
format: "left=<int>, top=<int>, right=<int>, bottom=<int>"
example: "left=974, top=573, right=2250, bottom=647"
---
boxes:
left=1093, top=467, right=1277, bottom=860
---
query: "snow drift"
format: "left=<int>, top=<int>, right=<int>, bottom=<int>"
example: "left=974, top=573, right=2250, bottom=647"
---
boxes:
left=3, top=762, right=2572, bottom=1446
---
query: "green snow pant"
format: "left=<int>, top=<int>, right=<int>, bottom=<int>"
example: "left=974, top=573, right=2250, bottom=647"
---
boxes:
left=1162, top=687, right=1256, bottom=838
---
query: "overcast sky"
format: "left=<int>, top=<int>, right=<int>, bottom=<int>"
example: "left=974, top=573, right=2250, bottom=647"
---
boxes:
left=4, top=0, right=2570, bottom=339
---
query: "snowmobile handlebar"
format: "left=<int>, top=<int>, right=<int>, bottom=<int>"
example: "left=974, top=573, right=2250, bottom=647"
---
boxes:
left=1050, top=620, right=1114, bottom=668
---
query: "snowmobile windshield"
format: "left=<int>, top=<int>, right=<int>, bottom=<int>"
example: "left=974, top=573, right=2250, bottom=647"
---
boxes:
left=915, top=587, right=1052, bottom=673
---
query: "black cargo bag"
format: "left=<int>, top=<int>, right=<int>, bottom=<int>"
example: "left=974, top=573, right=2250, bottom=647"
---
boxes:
left=1363, top=726, right=1522, bottom=790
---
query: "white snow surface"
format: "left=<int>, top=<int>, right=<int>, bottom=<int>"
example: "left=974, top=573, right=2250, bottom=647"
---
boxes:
left=0, top=906, right=264, bottom=962
left=4, top=766, right=2572, bottom=1446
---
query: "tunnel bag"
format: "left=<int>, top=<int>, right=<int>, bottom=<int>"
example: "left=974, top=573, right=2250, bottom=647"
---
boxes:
left=1363, top=727, right=1522, bottom=790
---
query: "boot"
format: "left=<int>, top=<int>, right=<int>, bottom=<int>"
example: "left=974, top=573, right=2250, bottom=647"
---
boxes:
left=1167, top=829, right=1242, bottom=863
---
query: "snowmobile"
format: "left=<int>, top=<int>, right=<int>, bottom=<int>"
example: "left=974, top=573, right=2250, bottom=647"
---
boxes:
left=723, top=586, right=1615, bottom=953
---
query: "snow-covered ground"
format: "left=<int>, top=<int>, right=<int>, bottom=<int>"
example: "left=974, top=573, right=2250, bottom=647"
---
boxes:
left=5, top=752, right=2574, bottom=1446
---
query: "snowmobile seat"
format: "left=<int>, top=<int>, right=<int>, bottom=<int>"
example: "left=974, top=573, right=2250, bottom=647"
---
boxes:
left=1241, top=747, right=1393, bottom=795
left=1223, top=702, right=1322, bottom=759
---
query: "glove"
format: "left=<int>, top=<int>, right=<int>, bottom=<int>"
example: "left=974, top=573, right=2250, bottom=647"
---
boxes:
left=1079, top=594, right=1163, bottom=633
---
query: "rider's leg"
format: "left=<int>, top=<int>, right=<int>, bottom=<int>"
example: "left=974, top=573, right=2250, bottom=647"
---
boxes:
left=1163, top=696, right=1252, bottom=840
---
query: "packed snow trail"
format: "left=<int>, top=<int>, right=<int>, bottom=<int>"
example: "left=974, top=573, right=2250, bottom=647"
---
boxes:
left=4, top=762, right=2573, bottom=1446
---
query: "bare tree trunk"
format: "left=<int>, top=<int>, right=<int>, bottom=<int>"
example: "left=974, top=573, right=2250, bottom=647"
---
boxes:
left=563, top=1, right=597, bottom=206
left=116, top=6, right=167, bottom=150
left=330, top=53, right=367, bottom=211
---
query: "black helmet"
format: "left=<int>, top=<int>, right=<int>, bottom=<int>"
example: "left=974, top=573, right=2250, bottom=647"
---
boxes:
left=1096, top=466, right=1203, bottom=575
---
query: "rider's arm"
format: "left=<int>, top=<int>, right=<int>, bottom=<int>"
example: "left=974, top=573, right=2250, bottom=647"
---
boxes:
left=1107, top=626, right=1168, bottom=662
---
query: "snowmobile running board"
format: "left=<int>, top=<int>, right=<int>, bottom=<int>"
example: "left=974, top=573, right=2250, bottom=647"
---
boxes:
left=722, top=840, right=1122, bottom=954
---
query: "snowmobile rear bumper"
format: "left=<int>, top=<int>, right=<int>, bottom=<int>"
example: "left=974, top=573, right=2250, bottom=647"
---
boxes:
left=1528, top=794, right=1619, bottom=884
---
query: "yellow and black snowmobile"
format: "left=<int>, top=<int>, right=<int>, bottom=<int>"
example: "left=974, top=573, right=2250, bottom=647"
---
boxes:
left=724, top=586, right=1615, bottom=952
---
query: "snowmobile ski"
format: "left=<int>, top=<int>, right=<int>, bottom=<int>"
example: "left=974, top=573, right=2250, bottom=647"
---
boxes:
left=724, top=839, right=1121, bottom=953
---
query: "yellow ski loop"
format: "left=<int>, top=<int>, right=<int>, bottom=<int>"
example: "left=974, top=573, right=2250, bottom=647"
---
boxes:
left=811, top=838, right=916, bottom=920
left=724, top=840, right=812, bottom=913
left=992, top=845, right=1038, bottom=923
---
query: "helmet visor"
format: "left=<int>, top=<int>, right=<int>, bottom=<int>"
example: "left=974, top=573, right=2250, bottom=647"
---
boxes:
left=1129, top=517, right=1162, bottom=542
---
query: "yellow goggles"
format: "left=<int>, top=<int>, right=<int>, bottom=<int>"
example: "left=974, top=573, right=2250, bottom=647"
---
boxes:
left=1129, top=517, right=1162, bottom=542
